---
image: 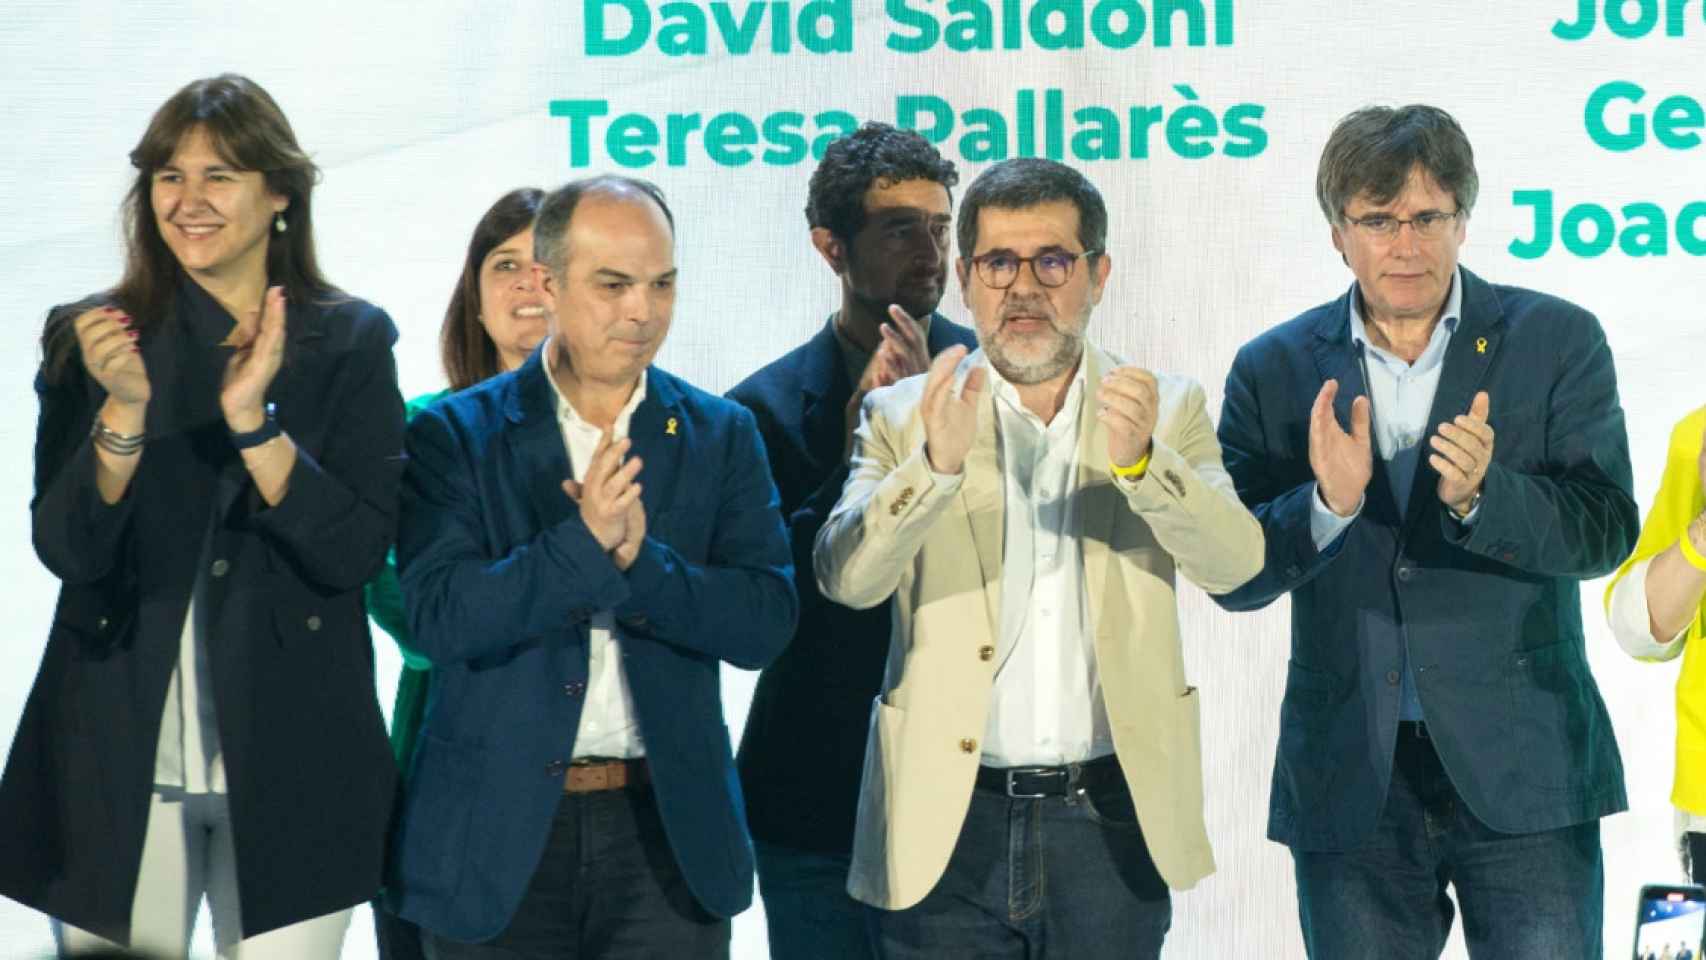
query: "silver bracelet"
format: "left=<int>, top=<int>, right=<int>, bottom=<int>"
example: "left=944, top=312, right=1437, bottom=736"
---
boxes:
left=89, top=417, right=145, bottom=455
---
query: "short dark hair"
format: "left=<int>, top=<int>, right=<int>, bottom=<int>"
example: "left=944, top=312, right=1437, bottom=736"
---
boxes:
left=533, top=175, right=674, bottom=280
left=806, top=122, right=959, bottom=243
left=956, top=158, right=1107, bottom=259
left=441, top=187, right=545, bottom=391
left=1316, top=104, right=1479, bottom=223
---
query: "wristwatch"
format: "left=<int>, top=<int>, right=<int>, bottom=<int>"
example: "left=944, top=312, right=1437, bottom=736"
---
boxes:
left=1449, top=491, right=1482, bottom=521
left=229, top=402, right=281, bottom=450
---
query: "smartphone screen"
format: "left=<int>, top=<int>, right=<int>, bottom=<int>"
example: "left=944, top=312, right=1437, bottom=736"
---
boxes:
left=1634, top=884, right=1706, bottom=960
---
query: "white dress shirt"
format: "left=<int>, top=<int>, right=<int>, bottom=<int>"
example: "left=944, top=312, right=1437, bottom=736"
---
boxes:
left=544, top=338, right=647, bottom=760
left=154, top=518, right=226, bottom=793
left=1607, top=559, right=1706, bottom=834
left=947, top=358, right=1112, bottom=767
left=1308, top=270, right=1470, bottom=721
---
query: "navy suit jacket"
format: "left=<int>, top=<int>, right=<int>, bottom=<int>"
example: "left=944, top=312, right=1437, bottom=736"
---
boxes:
left=1215, top=266, right=1637, bottom=851
left=729, top=315, right=977, bottom=856
left=388, top=351, right=797, bottom=941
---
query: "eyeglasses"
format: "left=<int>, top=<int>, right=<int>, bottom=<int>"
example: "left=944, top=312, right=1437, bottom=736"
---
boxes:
left=967, top=249, right=1100, bottom=289
left=1342, top=210, right=1461, bottom=240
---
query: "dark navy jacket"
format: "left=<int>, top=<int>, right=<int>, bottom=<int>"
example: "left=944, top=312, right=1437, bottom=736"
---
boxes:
left=1, top=281, right=402, bottom=943
left=729, top=315, right=977, bottom=856
left=1214, top=266, right=1636, bottom=851
left=388, top=351, right=796, bottom=940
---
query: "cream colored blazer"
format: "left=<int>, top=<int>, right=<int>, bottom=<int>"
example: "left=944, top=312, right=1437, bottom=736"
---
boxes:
left=814, top=345, right=1263, bottom=910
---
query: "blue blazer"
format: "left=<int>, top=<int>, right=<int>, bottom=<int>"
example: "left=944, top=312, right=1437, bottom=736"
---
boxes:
left=387, top=351, right=797, bottom=941
left=729, top=315, right=978, bottom=857
left=1214, top=266, right=1637, bottom=851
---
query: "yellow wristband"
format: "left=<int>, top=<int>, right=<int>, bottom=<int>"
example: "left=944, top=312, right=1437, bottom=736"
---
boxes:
left=1680, top=529, right=1706, bottom=573
left=1110, top=451, right=1151, bottom=480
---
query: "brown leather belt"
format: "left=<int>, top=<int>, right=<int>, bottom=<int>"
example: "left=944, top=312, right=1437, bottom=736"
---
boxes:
left=565, top=758, right=648, bottom=793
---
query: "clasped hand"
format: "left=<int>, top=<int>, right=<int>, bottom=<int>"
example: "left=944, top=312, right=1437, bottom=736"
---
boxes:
left=563, top=432, right=646, bottom=571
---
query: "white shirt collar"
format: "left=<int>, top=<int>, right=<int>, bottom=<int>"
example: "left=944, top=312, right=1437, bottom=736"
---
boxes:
left=541, top=335, right=648, bottom=429
left=1348, top=265, right=1464, bottom=350
left=989, top=350, right=1088, bottom=434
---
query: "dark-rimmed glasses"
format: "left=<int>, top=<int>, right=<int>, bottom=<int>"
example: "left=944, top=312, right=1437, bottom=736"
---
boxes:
left=966, top=249, right=1100, bottom=289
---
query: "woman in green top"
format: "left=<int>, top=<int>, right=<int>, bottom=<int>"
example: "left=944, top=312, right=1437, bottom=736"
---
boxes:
left=365, top=186, right=545, bottom=960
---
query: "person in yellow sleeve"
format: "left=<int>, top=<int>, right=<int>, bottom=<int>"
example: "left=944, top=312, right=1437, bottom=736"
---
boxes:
left=1605, top=407, right=1706, bottom=883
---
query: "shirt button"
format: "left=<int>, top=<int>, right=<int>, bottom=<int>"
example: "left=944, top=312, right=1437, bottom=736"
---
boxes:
left=545, top=760, right=566, bottom=776
left=96, top=616, right=109, bottom=630
left=1386, top=670, right=1400, bottom=685
left=978, top=645, right=995, bottom=662
left=1396, top=564, right=1415, bottom=583
left=210, top=558, right=230, bottom=578
left=959, top=738, right=977, bottom=754
left=564, top=682, right=586, bottom=697
left=305, top=615, right=322, bottom=632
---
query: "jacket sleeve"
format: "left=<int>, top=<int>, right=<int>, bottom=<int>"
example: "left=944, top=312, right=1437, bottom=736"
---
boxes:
left=1211, top=344, right=1345, bottom=611
left=30, top=355, right=138, bottom=586
left=614, top=406, right=799, bottom=670
left=813, top=388, right=958, bottom=611
left=364, top=391, right=449, bottom=671
left=1445, top=311, right=1639, bottom=578
left=397, top=406, right=634, bottom=666
left=1118, top=379, right=1264, bottom=595
left=247, top=307, right=407, bottom=592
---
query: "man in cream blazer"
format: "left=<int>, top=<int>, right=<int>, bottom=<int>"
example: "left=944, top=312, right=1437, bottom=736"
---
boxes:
left=814, top=157, right=1263, bottom=959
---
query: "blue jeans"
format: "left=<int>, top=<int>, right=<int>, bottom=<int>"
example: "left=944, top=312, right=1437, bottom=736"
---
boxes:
left=419, top=786, right=728, bottom=960
left=1293, top=722, right=1603, bottom=959
left=870, top=768, right=1170, bottom=959
left=754, top=840, right=877, bottom=959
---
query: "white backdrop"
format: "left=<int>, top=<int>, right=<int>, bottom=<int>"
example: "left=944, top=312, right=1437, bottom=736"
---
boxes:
left=1, top=1, right=1701, bottom=957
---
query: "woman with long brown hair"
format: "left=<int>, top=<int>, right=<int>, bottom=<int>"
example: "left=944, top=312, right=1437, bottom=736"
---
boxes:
left=0, top=74, right=403, bottom=958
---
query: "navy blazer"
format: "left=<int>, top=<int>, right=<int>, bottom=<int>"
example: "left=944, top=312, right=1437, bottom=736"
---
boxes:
left=388, top=351, right=796, bottom=941
left=729, top=315, right=978, bottom=857
left=1, top=282, right=402, bottom=942
left=1214, top=266, right=1637, bottom=851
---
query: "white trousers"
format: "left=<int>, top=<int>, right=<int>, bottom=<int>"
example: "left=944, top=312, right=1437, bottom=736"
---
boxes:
left=54, top=789, right=351, bottom=959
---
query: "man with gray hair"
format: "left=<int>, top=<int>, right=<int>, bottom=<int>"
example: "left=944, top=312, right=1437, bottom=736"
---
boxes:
left=815, top=157, right=1263, bottom=957
left=388, top=175, right=797, bottom=957
left=1215, top=104, right=1637, bottom=957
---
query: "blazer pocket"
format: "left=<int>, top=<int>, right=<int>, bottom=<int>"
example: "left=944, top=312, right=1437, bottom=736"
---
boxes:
left=1282, top=659, right=1339, bottom=712
left=859, top=696, right=909, bottom=847
left=1172, top=686, right=1205, bottom=827
left=1505, top=641, right=1598, bottom=793
left=396, top=733, right=480, bottom=898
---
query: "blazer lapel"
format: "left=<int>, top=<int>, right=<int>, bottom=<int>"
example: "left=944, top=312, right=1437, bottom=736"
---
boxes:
left=799, top=321, right=852, bottom=475
left=1311, top=290, right=1403, bottom=530
left=503, top=352, right=577, bottom=531
left=958, top=353, right=1004, bottom=634
left=625, top=370, right=686, bottom=519
left=1076, top=347, right=1116, bottom=629
left=1398, top=269, right=1504, bottom=540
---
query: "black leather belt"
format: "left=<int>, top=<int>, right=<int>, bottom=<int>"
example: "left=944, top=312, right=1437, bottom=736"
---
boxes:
left=974, top=755, right=1121, bottom=798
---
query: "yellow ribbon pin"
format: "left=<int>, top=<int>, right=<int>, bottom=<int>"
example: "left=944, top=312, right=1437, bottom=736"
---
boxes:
left=665, top=417, right=678, bottom=436
left=1475, top=337, right=1487, bottom=354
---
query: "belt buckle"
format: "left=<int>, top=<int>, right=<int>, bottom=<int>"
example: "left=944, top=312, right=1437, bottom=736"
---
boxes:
left=1004, top=766, right=1066, bottom=799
